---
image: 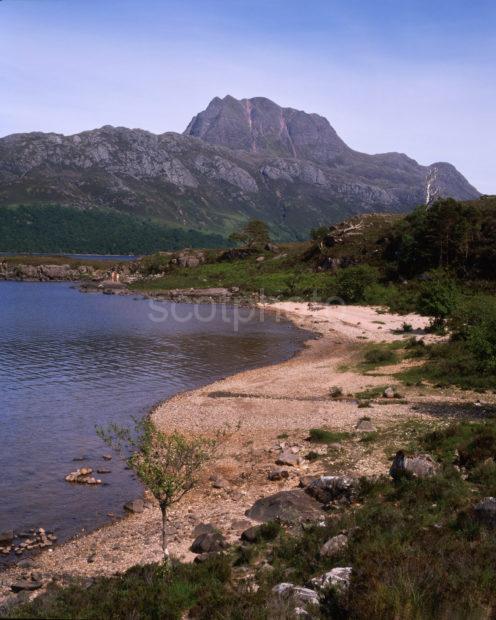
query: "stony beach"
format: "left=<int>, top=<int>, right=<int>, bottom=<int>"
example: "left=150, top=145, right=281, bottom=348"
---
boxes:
left=0, top=300, right=487, bottom=606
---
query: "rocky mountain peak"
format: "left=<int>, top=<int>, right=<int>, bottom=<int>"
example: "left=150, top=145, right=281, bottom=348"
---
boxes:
left=184, top=95, right=349, bottom=164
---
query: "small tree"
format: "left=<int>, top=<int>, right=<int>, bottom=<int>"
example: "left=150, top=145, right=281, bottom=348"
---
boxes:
left=416, top=271, right=460, bottom=331
left=97, top=418, right=217, bottom=561
left=333, top=264, right=380, bottom=304
left=229, top=219, right=271, bottom=249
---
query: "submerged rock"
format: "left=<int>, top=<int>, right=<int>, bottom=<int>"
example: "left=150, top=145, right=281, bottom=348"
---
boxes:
left=65, top=467, right=102, bottom=485
left=123, top=499, right=144, bottom=513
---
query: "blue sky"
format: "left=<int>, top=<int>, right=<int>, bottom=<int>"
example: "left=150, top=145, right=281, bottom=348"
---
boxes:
left=1, top=0, right=494, bottom=192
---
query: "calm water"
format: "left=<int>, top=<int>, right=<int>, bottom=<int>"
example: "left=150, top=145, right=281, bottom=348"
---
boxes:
left=0, top=282, right=307, bottom=561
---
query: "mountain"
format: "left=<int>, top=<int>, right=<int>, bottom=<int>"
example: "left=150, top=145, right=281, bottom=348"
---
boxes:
left=0, top=96, right=479, bottom=247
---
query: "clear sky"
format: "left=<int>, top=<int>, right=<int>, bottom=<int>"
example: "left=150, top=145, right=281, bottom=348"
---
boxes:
left=1, top=0, right=494, bottom=192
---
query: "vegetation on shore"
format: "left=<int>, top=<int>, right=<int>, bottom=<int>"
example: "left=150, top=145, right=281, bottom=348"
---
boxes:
left=9, top=417, right=496, bottom=619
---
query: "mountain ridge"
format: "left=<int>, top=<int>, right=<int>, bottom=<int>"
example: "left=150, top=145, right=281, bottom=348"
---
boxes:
left=0, top=95, right=479, bottom=242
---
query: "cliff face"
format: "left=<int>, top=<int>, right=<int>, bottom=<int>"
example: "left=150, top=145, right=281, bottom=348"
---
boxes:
left=0, top=96, right=479, bottom=240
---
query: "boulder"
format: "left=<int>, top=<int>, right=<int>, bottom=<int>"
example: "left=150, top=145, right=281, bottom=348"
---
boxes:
left=320, top=534, right=348, bottom=558
left=190, top=531, right=227, bottom=554
left=356, top=418, right=375, bottom=432
left=0, top=529, right=14, bottom=545
left=210, top=476, right=230, bottom=490
left=383, top=387, right=396, bottom=399
left=268, top=467, right=289, bottom=481
left=11, top=580, right=42, bottom=593
left=265, top=243, right=280, bottom=253
left=241, top=525, right=263, bottom=543
left=123, top=499, right=144, bottom=513
left=245, top=490, right=323, bottom=524
left=305, top=476, right=355, bottom=504
left=474, top=497, right=496, bottom=527
left=271, top=583, right=320, bottom=608
left=299, top=475, right=320, bottom=489
left=276, top=451, right=302, bottom=467
left=310, top=566, right=352, bottom=594
left=389, top=451, right=439, bottom=480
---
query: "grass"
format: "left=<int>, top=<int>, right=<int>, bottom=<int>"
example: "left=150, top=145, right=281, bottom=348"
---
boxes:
left=132, top=256, right=331, bottom=299
left=355, top=386, right=390, bottom=400
left=10, top=419, right=496, bottom=619
left=308, top=428, right=351, bottom=444
left=398, top=340, right=496, bottom=390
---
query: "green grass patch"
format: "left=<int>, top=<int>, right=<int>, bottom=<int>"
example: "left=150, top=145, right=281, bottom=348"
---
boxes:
left=308, top=428, right=350, bottom=444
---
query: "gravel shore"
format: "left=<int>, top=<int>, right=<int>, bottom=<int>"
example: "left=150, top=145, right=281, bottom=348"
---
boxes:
left=0, top=301, right=463, bottom=603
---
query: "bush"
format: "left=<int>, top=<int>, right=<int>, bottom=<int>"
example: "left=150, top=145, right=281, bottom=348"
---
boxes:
left=308, top=428, right=349, bottom=444
left=416, top=271, right=461, bottom=326
left=333, top=265, right=380, bottom=304
left=363, top=346, right=397, bottom=366
left=450, top=294, right=496, bottom=373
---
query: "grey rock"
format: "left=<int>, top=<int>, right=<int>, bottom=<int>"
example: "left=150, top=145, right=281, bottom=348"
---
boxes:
left=390, top=452, right=439, bottom=480
left=268, top=467, right=289, bottom=481
left=276, top=451, right=302, bottom=467
left=190, top=531, right=227, bottom=554
left=299, top=475, right=320, bottom=488
left=310, top=566, right=352, bottom=593
left=245, top=490, right=323, bottom=523
left=320, top=534, right=348, bottom=558
left=123, top=499, right=144, bottom=513
left=0, top=529, right=14, bottom=545
left=11, top=580, right=42, bottom=592
left=305, top=476, right=356, bottom=504
left=356, top=418, right=375, bottom=432
left=383, top=387, right=396, bottom=399
left=474, top=497, right=496, bottom=527
left=271, top=582, right=319, bottom=607
left=241, top=525, right=262, bottom=543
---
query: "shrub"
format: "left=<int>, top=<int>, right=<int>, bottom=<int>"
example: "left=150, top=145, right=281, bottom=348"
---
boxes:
left=333, top=264, right=380, bottom=304
left=416, top=271, right=461, bottom=327
left=450, top=294, right=496, bottom=373
left=363, top=346, right=397, bottom=366
left=308, top=428, right=349, bottom=444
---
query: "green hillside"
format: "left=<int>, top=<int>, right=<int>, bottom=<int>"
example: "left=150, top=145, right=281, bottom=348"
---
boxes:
left=0, top=204, right=228, bottom=254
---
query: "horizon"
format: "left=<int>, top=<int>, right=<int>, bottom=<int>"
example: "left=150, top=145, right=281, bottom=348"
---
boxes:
left=1, top=0, right=495, bottom=193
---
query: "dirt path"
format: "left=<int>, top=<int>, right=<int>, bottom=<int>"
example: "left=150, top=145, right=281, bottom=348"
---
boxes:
left=0, top=302, right=484, bottom=602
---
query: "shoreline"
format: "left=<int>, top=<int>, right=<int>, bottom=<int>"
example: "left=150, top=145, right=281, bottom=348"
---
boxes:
left=0, top=300, right=484, bottom=604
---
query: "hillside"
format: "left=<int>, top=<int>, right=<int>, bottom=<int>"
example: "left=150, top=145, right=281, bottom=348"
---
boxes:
left=0, top=97, right=479, bottom=251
